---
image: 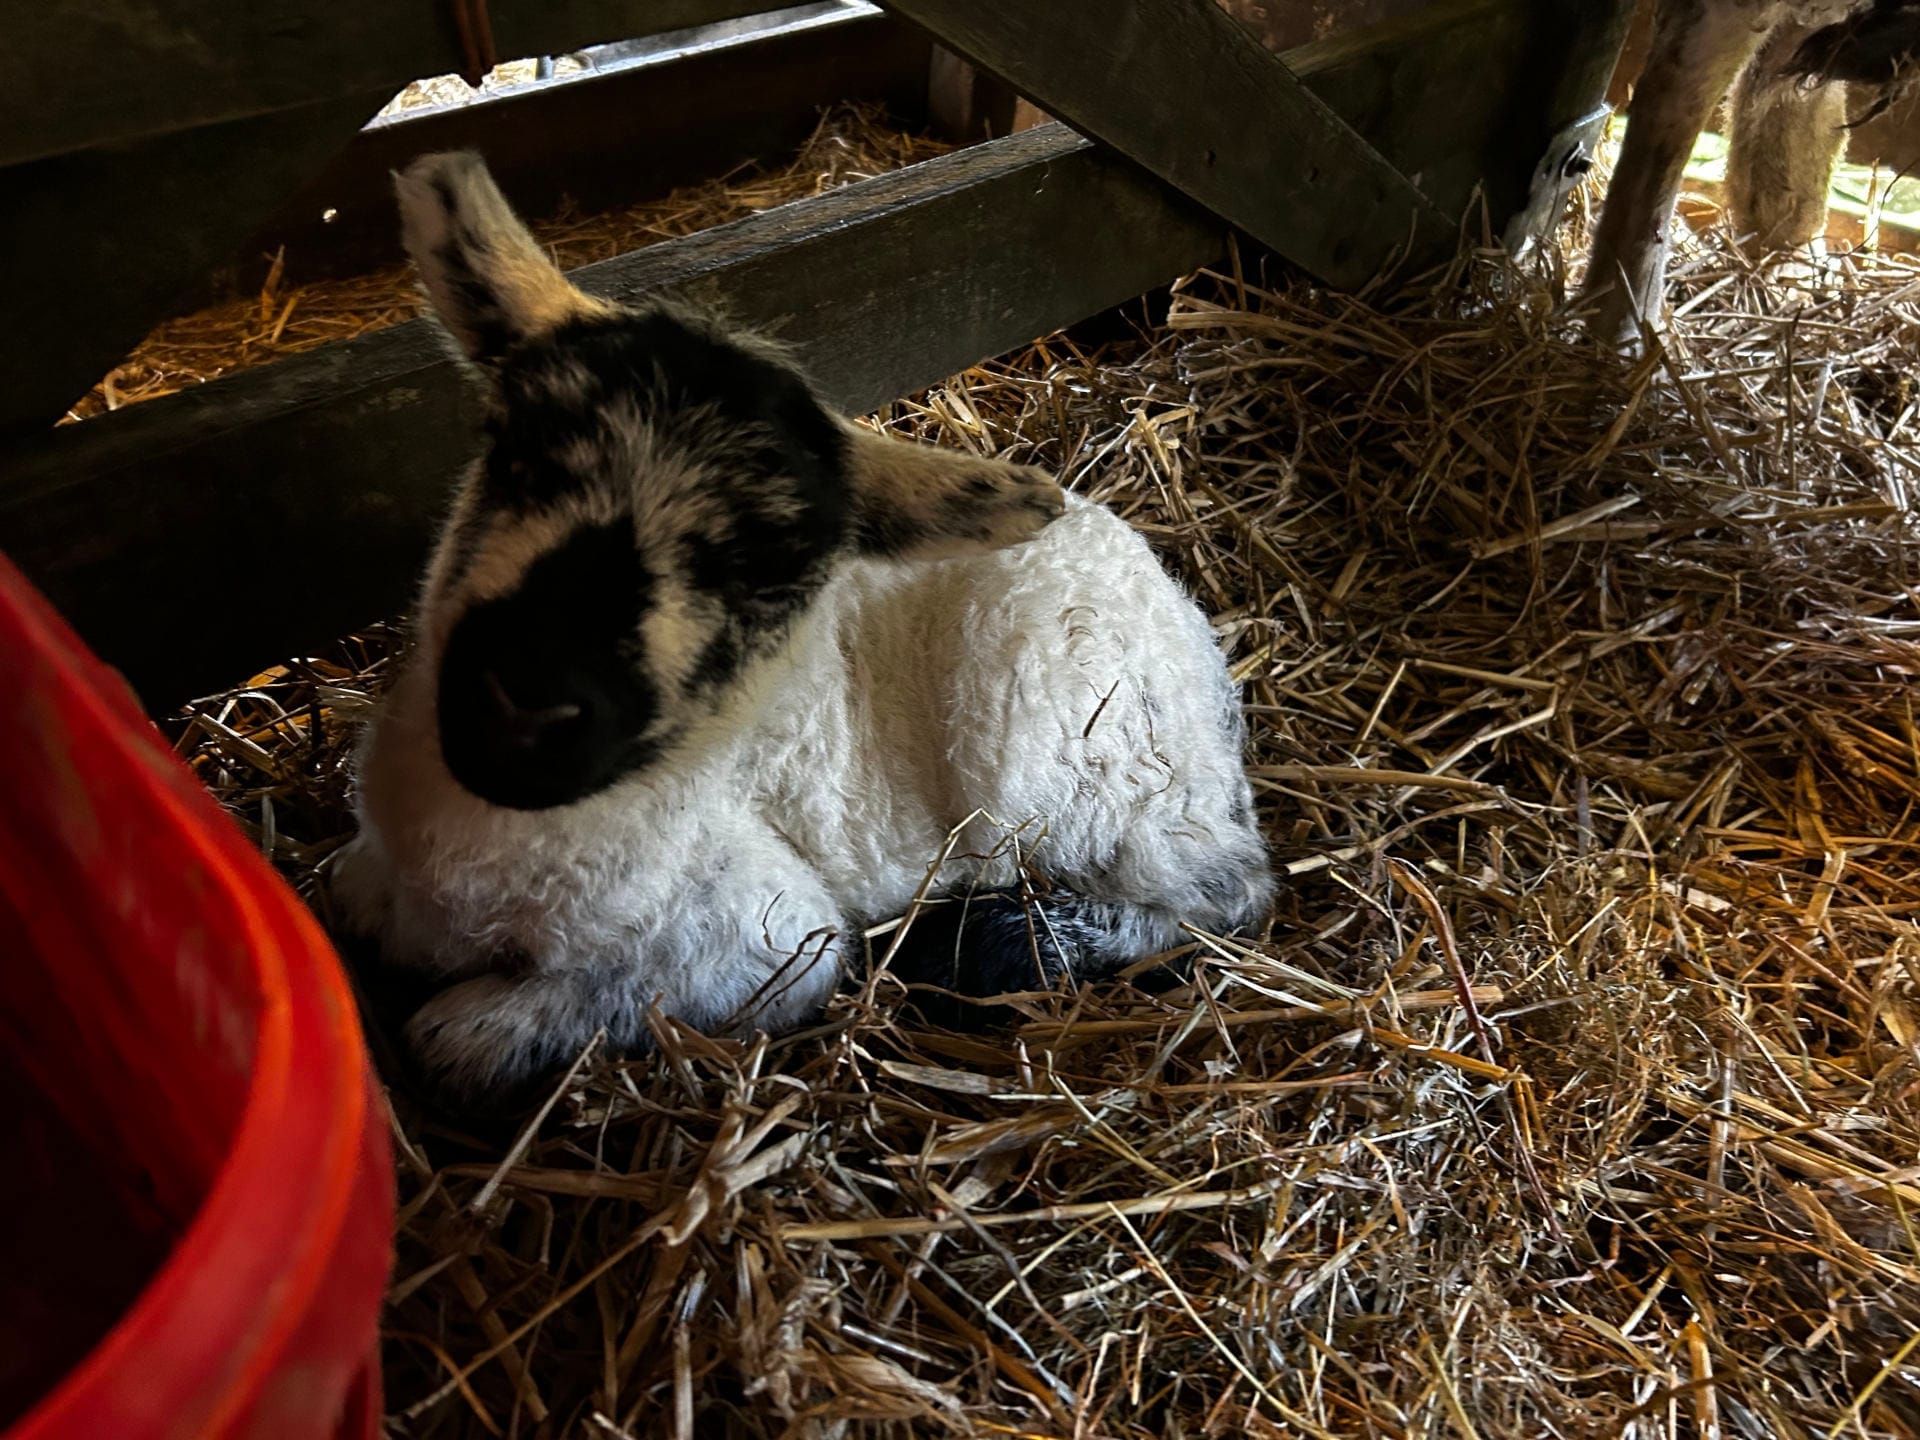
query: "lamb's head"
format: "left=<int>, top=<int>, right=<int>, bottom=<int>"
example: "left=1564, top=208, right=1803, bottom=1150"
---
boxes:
left=395, top=152, right=1065, bottom=811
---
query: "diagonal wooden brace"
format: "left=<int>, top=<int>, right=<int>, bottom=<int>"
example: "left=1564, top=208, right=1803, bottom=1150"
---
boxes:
left=880, top=0, right=1456, bottom=289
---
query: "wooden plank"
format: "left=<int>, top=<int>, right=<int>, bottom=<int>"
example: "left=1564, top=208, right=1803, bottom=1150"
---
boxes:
left=1449, top=0, right=1632, bottom=240
left=0, top=0, right=1611, bottom=709
left=1280, top=0, right=1634, bottom=240
left=0, top=0, right=790, bottom=168
left=1216, top=0, right=1445, bottom=53
left=879, top=0, right=1455, bottom=289
left=926, top=47, right=1023, bottom=143
left=232, top=5, right=932, bottom=286
left=0, top=94, right=385, bottom=440
left=0, top=3, right=926, bottom=438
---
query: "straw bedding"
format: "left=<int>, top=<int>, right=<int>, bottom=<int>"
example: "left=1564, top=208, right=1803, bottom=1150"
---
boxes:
left=149, top=112, right=1920, bottom=1437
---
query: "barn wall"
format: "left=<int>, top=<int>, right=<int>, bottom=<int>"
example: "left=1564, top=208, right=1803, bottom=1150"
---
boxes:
left=933, top=0, right=1448, bottom=142
left=1215, top=0, right=1441, bottom=51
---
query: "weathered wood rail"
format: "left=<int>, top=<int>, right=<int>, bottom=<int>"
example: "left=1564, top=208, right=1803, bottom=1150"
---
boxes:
left=0, top=2, right=903, bottom=437
left=885, top=0, right=1455, bottom=288
left=0, top=0, right=785, bottom=168
left=241, top=5, right=935, bottom=286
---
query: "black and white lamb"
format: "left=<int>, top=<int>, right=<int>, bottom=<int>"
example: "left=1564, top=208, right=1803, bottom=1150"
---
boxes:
left=330, top=152, right=1274, bottom=1101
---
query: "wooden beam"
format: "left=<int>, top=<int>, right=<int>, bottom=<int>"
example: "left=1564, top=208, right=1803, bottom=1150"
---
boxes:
left=0, top=94, right=385, bottom=440
left=233, top=5, right=932, bottom=286
left=0, top=3, right=927, bottom=439
left=1216, top=0, right=1443, bottom=53
left=1278, top=0, right=1631, bottom=233
left=879, top=0, right=1455, bottom=288
left=0, top=0, right=1616, bottom=709
left=0, top=0, right=787, bottom=168
left=925, top=47, right=1024, bottom=143
left=1491, top=0, right=1636, bottom=225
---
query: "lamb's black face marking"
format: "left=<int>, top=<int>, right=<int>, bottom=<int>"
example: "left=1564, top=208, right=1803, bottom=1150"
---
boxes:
left=438, top=522, right=662, bottom=810
left=438, top=310, right=858, bottom=810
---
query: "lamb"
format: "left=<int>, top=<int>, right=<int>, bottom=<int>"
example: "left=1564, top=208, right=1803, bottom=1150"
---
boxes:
left=1582, top=0, right=1920, bottom=346
left=328, top=152, right=1275, bottom=1102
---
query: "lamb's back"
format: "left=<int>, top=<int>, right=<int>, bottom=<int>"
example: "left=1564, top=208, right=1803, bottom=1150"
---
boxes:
left=746, top=496, right=1252, bottom=916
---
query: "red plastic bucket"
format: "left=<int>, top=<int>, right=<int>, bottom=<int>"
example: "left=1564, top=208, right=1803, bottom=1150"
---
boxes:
left=0, top=550, right=393, bottom=1439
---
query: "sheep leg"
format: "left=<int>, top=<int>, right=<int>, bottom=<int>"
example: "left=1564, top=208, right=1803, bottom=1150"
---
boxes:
left=401, top=880, right=847, bottom=1103
left=881, top=857, right=1274, bottom=1030
left=1581, top=0, right=1776, bottom=345
left=1726, top=20, right=1850, bottom=255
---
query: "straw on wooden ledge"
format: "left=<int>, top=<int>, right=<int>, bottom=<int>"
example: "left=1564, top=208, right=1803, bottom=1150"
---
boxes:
left=66, top=102, right=951, bottom=424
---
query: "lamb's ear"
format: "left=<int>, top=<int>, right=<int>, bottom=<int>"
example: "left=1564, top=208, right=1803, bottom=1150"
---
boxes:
left=841, top=423, right=1067, bottom=561
left=395, top=151, right=614, bottom=364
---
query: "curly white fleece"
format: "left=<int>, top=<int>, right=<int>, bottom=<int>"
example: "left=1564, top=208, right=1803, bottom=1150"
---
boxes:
left=333, top=494, right=1270, bottom=1094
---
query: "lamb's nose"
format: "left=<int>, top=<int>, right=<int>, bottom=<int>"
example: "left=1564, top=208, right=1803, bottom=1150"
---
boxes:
left=483, top=670, right=584, bottom=750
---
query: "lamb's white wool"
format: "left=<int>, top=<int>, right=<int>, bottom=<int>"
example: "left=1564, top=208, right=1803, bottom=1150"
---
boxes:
left=333, top=152, right=1272, bottom=1100
left=335, top=495, right=1269, bottom=1095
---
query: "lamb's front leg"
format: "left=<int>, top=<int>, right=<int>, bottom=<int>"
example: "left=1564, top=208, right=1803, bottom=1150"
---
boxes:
left=406, top=877, right=851, bottom=1103
left=1580, top=0, right=1779, bottom=346
left=406, top=967, right=653, bottom=1103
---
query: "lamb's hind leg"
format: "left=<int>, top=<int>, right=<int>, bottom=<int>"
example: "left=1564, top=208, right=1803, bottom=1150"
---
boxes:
left=881, top=885, right=1262, bottom=1027
left=1725, top=19, right=1850, bottom=257
left=890, top=749, right=1274, bottom=1021
left=407, top=946, right=843, bottom=1103
left=1580, top=0, right=1777, bottom=346
left=883, top=732, right=1273, bottom=1021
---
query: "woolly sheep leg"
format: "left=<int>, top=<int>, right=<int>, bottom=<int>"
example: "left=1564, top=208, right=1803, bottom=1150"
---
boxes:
left=398, top=855, right=848, bottom=1105
left=1581, top=0, right=1777, bottom=345
left=1726, top=20, right=1850, bottom=255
